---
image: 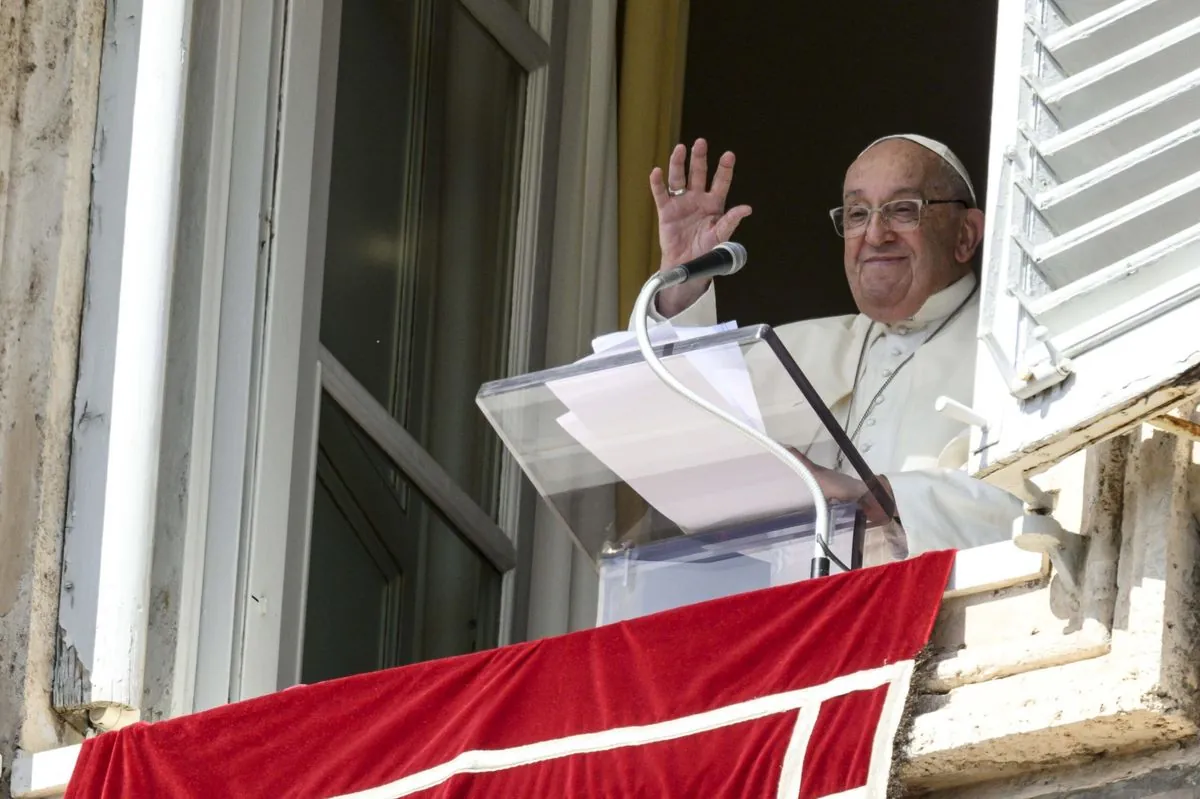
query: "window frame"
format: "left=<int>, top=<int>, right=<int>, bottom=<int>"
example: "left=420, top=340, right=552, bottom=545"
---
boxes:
left=187, top=0, right=562, bottom=704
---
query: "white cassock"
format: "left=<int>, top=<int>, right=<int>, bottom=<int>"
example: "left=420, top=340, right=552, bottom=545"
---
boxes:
left=645, top=271, right=1023, bottom=557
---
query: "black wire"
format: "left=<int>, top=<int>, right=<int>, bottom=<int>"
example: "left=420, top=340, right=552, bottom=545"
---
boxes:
left=816, top=534, right=852, bottom=573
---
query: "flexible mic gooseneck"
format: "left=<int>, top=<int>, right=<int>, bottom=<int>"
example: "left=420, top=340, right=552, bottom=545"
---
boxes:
left=631, top=243, right=836, bottom=578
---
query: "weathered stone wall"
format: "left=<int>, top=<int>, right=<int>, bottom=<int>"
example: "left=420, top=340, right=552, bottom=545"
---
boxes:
left=0, top=0, right=106, bottom=792
left=912, top=424, right=1200, bottom=796
left=934, top=737, right=1200, bottom=797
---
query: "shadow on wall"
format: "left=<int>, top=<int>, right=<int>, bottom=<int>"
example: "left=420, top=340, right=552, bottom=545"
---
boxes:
left=680, top=0, right=999, bottom=327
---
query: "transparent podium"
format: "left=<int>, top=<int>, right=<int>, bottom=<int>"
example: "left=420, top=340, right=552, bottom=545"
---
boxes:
left=476, top=324, right=899, bottom=625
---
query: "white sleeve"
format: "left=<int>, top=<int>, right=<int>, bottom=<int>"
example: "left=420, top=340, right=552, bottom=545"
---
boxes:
left=632, top=283, right=719, bottom=329
left=884, top=468, right=1023, bottom=554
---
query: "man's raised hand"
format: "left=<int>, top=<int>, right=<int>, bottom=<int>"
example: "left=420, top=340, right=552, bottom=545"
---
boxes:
left=649, top=139, right=752, bottom=317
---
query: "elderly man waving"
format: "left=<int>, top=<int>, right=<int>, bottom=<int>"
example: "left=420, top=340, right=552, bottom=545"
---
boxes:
left=645, top=135, right=1022, bottom=558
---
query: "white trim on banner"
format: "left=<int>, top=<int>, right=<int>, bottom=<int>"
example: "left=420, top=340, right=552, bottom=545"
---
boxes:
left=776, top=703, right=821, bottom=799
left=329, top=660, right=914, bottom=799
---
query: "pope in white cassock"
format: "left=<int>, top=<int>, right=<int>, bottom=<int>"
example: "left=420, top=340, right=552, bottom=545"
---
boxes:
left=643, top=134, right=1023, bottom=559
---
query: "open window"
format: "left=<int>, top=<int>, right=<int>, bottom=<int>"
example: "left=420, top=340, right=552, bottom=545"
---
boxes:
left=675, top=2, right=1053, bottom=597
left=183, top=0, right=563, bottom=706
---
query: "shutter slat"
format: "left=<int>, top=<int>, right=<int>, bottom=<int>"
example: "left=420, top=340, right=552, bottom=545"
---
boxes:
left=1029, top=222, right=1200, bottom=327
left=1037, top=18, right=1200, bottom=126
left=1034, top=65, right=1200, bottom=178
left=1033, top=119, right=1200, bottom=229
left=1044, top=0, right=1192, bottom=72
left=1025, top=171, right=1200, bottom=287
left=1053, top=0, right=1130, bottom=28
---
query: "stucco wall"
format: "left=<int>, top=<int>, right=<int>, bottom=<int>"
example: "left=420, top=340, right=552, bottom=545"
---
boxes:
left=0, top=0, right=106, bottom=791
left=937, top=736, right=1200, bottom=797
left=909, top=425, right=1200, bottom=795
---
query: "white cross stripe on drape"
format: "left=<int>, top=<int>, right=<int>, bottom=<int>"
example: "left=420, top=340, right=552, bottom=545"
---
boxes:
left=326, top=660, right=915, bottom=799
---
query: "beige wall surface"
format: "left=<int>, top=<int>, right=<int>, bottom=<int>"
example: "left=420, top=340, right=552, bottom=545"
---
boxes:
left=0, top=0, right=106, bottom=790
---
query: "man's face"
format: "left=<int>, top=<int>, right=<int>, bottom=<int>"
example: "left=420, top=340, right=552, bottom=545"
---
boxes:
left=841, top=140, right=982, bottom=324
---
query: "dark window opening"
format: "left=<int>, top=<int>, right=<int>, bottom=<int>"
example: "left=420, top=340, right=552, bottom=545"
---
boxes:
left=680, top=1, right=1000, bottom=326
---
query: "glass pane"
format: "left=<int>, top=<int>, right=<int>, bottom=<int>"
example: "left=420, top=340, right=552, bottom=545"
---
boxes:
left=414, top=2, right=526, bottom=515
left=301, top=394, right=502, bottom=683
left=320, top=0, right=418, bottom=412
left=319, top=0, right=527, bottom=519
left=301, top=475, right=401, bottom=683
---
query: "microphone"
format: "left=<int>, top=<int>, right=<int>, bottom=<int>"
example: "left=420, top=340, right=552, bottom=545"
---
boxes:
left=658, top=242, right=747, bottom=288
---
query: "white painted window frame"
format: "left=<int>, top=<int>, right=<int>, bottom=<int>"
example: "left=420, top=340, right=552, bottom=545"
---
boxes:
left=226, top=0, right=561, bottom=699
left=55, top=0, right=289, bottom=722
left=186, top=0, right=291, bottom=714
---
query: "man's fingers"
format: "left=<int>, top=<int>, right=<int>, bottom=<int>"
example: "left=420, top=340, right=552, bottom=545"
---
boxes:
left=649, top=167, right=670, bottom=208
left=713, top=205, right=753, bottom=242
left=786, top=447, right=815, bottom=467
left=688, top=138, right=708, bottom=194
left=710, top=151, right=737, bottom=199
left=666, top=143, right=687, bottom=192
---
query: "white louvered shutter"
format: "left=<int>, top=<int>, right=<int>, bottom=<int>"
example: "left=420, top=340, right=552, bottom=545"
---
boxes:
left=972, top=0, right=1200, bottom=486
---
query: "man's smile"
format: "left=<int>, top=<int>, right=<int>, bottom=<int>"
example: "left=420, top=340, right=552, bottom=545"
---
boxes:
left=859, top=254, right=909, bottom=268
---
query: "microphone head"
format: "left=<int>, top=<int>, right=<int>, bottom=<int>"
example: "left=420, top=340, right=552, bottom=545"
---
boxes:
left=716, top=241, right=748, bottom=274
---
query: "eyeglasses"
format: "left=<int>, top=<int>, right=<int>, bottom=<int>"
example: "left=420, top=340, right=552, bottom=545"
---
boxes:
left=829, top=198, right=970, bottom=238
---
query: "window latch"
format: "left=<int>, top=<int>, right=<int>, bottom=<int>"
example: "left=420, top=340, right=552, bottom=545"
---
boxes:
left=1012, top=325, right=1074, bottom=399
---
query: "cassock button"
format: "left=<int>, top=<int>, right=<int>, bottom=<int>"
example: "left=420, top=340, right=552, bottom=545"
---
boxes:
left=882, top=368, right=893, bottom=377
left=890, top=347, right=902, bottom=357
left=862, top=443, right=873, bottom=452
left=866, top=418, right=877, bottom=426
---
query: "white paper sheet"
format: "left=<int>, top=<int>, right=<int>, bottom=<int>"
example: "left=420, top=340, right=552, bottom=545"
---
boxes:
left=588, top=321, right=736, bottom=357
left=584, top=323, right=765, bottom=433
left=547, top=350, right=814, bottom=533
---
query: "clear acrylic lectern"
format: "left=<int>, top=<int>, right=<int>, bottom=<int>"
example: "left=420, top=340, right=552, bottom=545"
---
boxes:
left=476, top=324, right=899, bottom=624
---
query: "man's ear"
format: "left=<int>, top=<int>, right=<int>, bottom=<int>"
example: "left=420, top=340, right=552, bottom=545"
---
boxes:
left=956, top=208, right=985, bottom=264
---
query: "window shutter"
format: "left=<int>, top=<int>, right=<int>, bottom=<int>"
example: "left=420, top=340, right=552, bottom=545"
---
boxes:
left=973, top=0, right=1200, bottom=485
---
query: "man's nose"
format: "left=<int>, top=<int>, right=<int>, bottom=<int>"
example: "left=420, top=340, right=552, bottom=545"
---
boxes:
left=863, top=211, right=895, bottom=246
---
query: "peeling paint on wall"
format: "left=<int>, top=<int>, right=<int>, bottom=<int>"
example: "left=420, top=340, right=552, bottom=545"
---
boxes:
left=0, top=0, right=109, bottom=782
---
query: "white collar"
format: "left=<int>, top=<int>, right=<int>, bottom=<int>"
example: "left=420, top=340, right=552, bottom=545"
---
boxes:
left=878, top=272, right=977, bottom=335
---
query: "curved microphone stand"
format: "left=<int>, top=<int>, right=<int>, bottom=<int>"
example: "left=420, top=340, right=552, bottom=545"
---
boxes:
left=632, top=273, right=836, bottom=578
